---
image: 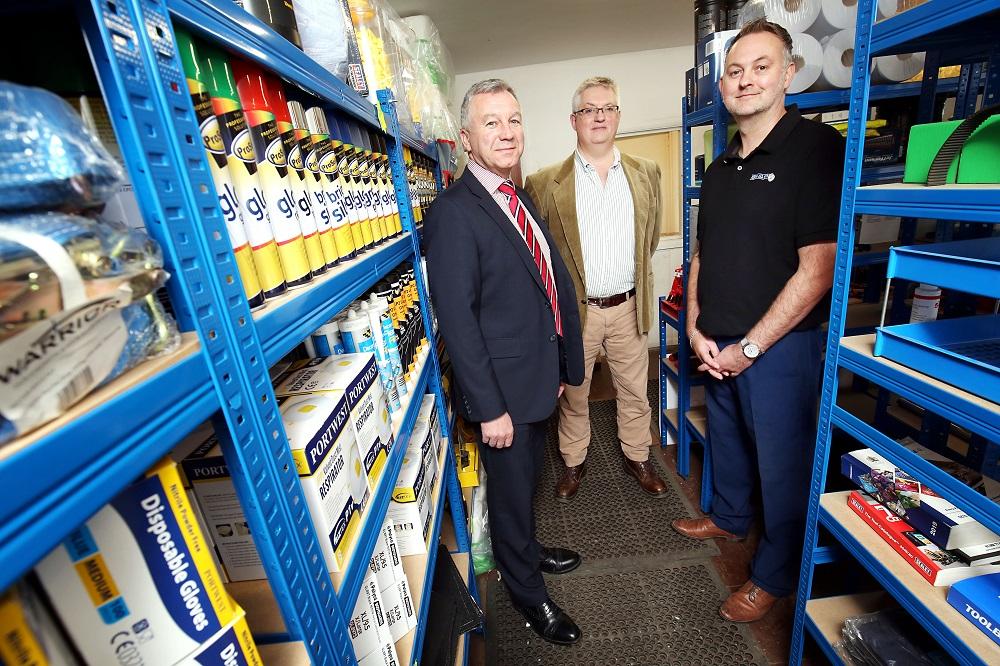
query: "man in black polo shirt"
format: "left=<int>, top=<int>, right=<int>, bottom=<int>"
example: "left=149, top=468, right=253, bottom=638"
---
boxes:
left=671, top=19, right=844, bottom=623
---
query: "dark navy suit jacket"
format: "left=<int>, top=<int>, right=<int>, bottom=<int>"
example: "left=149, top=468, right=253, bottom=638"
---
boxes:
left=424, top=170, right=585, bottom=425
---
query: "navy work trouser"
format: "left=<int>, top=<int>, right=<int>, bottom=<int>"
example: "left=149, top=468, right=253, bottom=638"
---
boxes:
left=706, top=328, right=824, bottom=597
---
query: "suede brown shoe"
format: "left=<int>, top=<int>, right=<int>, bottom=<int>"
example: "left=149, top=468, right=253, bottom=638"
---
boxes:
left=623, top=458, right=669, bottom=498
left=670, top=517, right=745, bottom=542
left=719, top=581, right=779, bottom=623
left=555, top=462, right=586, bottom=502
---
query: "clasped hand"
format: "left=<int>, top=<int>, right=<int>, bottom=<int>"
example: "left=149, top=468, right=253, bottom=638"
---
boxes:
left=689, top=330, right=753, bottom=380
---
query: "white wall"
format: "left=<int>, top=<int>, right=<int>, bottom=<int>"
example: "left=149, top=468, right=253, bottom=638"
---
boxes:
left=453, top=45, right=693, bottom=176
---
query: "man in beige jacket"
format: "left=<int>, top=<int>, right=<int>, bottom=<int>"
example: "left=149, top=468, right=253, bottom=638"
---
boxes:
left=525, top=76, right=667, bottom=500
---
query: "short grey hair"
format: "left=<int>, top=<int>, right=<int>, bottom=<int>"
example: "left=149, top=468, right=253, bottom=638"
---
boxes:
left=460, top=78, right=517, bottom=128
left=571, top=76, right=619, bottom=112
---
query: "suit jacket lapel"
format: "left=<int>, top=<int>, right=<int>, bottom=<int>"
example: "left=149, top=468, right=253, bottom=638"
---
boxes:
left=551, top=155, right=585, bottom=280
left=460, top=173, right=548, bottom=296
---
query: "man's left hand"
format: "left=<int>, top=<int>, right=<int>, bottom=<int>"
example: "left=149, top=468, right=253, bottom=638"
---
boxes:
left=714, top=343, right=754, bottom=378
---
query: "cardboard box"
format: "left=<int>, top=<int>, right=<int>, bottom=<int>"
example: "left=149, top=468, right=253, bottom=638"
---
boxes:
left=349, top=574, right=390, bottom=661
left=0, top=583, right=79, bottom=666
left=858, top=215, right=901, bottom=245
left=695, top=30, right=738, bottom=110
left=388, top=479, right=434, bottom=557
left=35, top=459, right=237, bottom=666
left=274, top=354, right=395, bottom=491
left=183, top=392, right=364, bottom=579
left=377, top=577, right=413, bottom=643
left=948, top=573, right=1000, bottom=647
left=369, top=525, right=395, bottom=592
left=358, top=641, right=401, bottom=666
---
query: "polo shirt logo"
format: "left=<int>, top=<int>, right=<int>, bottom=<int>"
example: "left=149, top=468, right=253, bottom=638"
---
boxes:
left=750, top=172, right=776, bottom=182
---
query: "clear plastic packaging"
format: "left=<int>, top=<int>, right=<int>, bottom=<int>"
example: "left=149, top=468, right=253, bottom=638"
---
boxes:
left=0, top=82, right=123, bottom=211
left=470, top=459, right=496, bottom=576
left=295, top=0, right=351, bottom=81
left=840, top=609, right=940, bottom=665
left=404, top=15, right=455, bottom=101
left=0, top=212, right=179, bottom=445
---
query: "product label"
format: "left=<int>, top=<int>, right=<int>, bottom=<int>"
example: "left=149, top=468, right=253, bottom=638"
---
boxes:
left=182, top=614, right=263, bottom=666
left=0, top=591, right=48, bottom=666
left=0, top=297, right=128, bottom=434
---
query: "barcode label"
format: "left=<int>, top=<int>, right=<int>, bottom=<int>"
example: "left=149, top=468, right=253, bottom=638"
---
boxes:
left=58, top=366, right=95, bottom=410
left=397, top=521, right=415, bottom=532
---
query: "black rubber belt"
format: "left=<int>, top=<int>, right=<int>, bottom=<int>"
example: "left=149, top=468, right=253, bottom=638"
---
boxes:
left=926, top=104, right=1000, bottom=186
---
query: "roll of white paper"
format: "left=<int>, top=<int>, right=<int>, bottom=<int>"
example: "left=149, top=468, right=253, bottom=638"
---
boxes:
left=760, top=0, right=823, bottom=34
left=789, top=33, right=824, bottom=94
left=872, top=52, right=925, bottom=83
left=809, top=0, right=858, bottom=38
left=816, top=29, right=858, bottom=89
left=877, top=0, right=902, bottom=19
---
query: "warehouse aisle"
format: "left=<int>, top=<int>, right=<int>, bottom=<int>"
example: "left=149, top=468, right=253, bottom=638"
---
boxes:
left=466, top=355, right=805, bottom=665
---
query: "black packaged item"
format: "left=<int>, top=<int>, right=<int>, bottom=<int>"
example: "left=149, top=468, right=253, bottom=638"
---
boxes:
left=419, top=544, right=483, bottom=666
left=685, top=68, right=697, bottom=114
left=234, top=0, right=302, bottom=49
left=695, top=0, right=726, bottom=41
left=841, top=608, right=952, bottom=665
left=725, top=0, right=750, bottom=29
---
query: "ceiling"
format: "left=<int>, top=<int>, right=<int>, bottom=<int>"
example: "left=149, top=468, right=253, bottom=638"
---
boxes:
left=387, top=0, right=692, bottom=74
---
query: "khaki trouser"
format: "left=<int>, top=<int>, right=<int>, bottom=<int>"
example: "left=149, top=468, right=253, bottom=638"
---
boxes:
left=558, top=296, right=652, bottom=466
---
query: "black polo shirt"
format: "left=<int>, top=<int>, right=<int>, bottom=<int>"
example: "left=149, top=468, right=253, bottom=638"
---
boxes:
left=695, top=105, right=845, bottom=338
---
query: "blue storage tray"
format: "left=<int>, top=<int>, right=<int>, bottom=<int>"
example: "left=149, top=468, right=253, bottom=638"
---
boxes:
left=874, top=314, right=1000, bottom=405
left=887, top=237, right=1000, bottom=299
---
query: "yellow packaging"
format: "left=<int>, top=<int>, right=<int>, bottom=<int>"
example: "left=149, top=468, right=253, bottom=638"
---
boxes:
left=0, top=584, right=79, bottom=666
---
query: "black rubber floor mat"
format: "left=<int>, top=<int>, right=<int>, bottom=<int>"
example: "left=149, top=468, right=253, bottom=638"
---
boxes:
left=534, top=398, right=717, bottom=562
left=485, top=561, right=767, bottom=666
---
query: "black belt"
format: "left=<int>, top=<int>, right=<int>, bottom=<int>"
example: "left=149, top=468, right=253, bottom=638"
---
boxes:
left=587, top=288, right=635, bottom=308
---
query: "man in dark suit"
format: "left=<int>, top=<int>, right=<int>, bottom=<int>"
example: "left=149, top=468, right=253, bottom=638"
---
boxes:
left=424, top=79, right=586, bottom=646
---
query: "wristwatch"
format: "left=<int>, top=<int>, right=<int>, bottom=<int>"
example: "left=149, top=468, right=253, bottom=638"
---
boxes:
left=740, top=338, right=763, bottom=360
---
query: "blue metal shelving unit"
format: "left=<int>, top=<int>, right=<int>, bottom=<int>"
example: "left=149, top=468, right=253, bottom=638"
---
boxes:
left=0, top=1, right=471, bottom=664
left=790, top=1, right=1000, bottom=664
left=668, top=41, right=977, bottom=516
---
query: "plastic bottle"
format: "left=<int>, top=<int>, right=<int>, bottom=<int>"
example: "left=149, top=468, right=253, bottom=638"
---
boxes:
left=909, top=284, right=942, bottom=323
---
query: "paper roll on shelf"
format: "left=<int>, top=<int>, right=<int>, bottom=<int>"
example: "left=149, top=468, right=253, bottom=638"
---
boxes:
left=808, top=0, right=858, bottom=38
left=872, top=52, right=925, bottom=83
left=789, top=32, right=823, bottom=94
left=814, top=29, right=866, bottom=90
left=754, top=0, right=822, bottom=34
left=877, top=0, right=902, bottom=19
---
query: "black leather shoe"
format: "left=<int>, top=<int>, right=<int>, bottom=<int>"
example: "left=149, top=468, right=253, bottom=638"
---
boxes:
left=511, top=598, right=582, bottom=646
left=539, top=546, right=581, bottom=575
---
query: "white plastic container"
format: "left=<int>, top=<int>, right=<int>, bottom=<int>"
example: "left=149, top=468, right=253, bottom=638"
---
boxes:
left=909, top=283, right=942, bottom=323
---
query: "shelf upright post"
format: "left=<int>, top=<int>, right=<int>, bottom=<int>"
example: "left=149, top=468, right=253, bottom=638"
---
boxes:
left=675, top=97, right=694, bottom=477
left=112, top=2, right=358, bottom=663
left=377, top=89, right=473, bottom=665
left=789, top=1, right=877, bottom=662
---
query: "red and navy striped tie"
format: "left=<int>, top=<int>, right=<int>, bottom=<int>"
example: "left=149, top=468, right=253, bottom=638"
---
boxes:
left=497, top=180, right=562, bottom=336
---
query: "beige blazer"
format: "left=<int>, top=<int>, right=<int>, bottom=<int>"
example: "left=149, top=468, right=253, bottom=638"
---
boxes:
left=525, top=152, right=662, bottom=334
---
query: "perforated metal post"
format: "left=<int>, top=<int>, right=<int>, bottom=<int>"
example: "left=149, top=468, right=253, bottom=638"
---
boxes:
left=111, top=1, right=357, bottom=663
left=789, top=1, right=876, bottom=661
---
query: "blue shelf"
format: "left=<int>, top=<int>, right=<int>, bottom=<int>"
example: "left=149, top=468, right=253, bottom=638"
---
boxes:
left=838, top=334, right=1000, bottom=443
left=685, top=407, right=708, bottom=446
left=660, top=303, right=681, bottom=331
left=855, top=184, right=1000, bottom=223
left=886, top=237, right=1000, bottom=297
left=167, top=0, right=379, bottom=129
left=819, top=493, right=997, bottom=666
left=255, top=235, right=415, bottom=365
left=0, top=339, right=214, bottom=592
left=337, top=356, right=433, bottom=611
left=870, top=0, right=1000, bottom=56
left=661, top=355, right=705, bottom=386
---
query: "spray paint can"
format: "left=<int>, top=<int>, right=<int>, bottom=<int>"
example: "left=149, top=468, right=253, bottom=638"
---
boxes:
left=265, top=78, right=326, bottom=277
left=910, top=284, right=942, bottom=323
left=176, top=31, right=265, bottom=310
left=235, top=0, right=302, bottom=49
left=232, top=59, right=312, bottom=288
left=367, top=293, right=406, bottom=399
left=372, top=132, right=398, bottom=238
left=311, top=319, right=345, bottom=356
left=201, top=44, right=287, bottom=299
left=335, top=119, right=373, bottom=252
left=287, top=100, right=338, bottom=269
left=358, top=130, right=386, bottom=245
left=305, top=107, right=357, bottom=262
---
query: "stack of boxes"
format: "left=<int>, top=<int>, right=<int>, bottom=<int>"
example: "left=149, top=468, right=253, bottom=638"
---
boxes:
left=389, top=396, right=444, bottom=556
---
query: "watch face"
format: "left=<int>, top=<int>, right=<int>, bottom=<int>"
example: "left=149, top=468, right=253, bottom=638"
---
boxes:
left=743, top=342, right=760, bottom=359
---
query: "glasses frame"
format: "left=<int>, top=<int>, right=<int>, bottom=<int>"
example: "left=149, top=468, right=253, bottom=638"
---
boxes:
left=572, top=104, right=620, bottom=117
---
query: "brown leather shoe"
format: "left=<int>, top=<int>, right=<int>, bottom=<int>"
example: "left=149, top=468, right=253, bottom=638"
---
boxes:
left=670, top=517, right=745, bottom=542
left=719, top=581, right=779, bottom=623
left=555, top=462, right=586, bottom=502
left=623, top=458, right=669, bottom=498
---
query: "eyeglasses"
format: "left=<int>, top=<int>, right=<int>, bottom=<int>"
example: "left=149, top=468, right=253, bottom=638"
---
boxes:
left=573, top=105, right=620, bottom=117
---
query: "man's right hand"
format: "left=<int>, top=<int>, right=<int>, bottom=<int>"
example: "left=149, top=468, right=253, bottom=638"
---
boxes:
left=690, top=329, right=726, bottom=380
left=482, top=412, right=515, bottom=448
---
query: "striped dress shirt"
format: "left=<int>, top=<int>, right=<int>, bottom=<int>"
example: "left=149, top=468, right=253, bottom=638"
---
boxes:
left=574, top=148, right=636, bottom=299
left=465, top=159, right=555, bottom=269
